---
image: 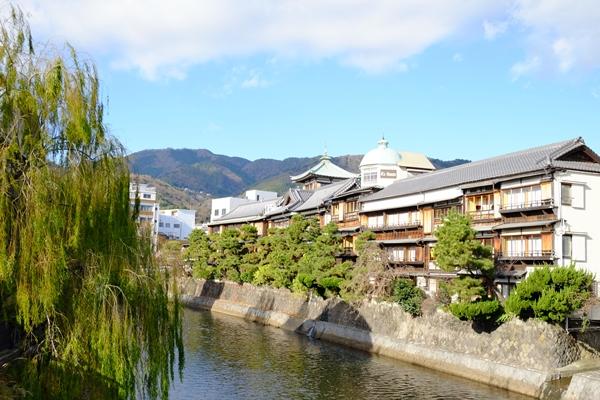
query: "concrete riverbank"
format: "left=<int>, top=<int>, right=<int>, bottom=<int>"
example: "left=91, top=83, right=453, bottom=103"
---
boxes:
left=177, top=277, right=600, bottom=399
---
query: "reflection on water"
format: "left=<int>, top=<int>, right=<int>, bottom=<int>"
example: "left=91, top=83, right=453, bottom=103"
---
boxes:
left=170, top=308, right=530, bottom=400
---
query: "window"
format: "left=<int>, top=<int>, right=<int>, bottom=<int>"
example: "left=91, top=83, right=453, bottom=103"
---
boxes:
left=143, top=193, right=152, bottom=199
left=140, top=205, right=153, bottom=212
left=165, top=223, right=171, bottom=228
left=174, top=223, right=181, bottom=228
left=367, top=215, right=384, bottom=228
left=363, top=167, right=378, bottom=184
left=562, top=234, right=572, bottom=259
left=408, top=247, right=417, bottom=262
left=467, top=194, right=494, bottom=219
left=344, top=201, right=358, bottom=214
left=221, top=208, right=227, bottom=215
left=561, top=183, right=572, bottom=206
left=214, top=209, right=219, bottom=216
left=389, top=247, right=404, bottom=262
left=433, top=206, right=460, bottom=224
left=387, top=213, right=400, bottom=226
left=159, top=222, right=164, bottom=228
left=505, top=185, right=542, bottom=208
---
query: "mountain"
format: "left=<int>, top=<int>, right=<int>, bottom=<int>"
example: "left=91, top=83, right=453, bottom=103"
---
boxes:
left=129, top=148, right=470, bottom=200
left=132, top=174, right=212, bottom=222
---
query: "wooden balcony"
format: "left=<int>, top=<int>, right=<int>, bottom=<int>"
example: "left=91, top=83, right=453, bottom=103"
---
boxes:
left=363, top=220, right=422, bottom=232
left=375, top=230, right=424, bottom=241
left=467, top=210, right=496, bottom=221
left=499, top=198, right=554, bottom=213
left=497, top=250, right=554, bottom=261
left=331, top=211, right=359, bottom=224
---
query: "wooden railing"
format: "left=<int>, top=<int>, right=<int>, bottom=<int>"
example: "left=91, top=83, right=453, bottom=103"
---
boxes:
left=500, top=198, right=554, bottom=212
left=375, top=230, right=424, bottom=241
left=467, top=210, right=496, bottom=221
left=501, top=213, right=557, bottom=224
left=497, top=250, right=554, bottom=259
left=363, top=220, right=421, bottom=231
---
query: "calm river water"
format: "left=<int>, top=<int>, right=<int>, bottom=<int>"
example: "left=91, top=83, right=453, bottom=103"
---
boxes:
left=169, top=308, right=530, bottom=400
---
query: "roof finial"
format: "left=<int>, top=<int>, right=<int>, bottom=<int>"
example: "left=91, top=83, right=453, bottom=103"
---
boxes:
left=320, top=144, right=331, bottom=161
left=378, top=135, right=389, bottom=148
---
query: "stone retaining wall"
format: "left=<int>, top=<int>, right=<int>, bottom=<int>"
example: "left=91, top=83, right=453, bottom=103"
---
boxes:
left=177, top=278, right=598, bottom=399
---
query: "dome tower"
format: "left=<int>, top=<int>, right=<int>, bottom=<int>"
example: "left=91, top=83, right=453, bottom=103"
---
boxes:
left=359, top=137, right=404, bottom=188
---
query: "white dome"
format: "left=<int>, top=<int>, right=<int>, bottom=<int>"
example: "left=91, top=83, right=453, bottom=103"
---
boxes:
left=359, top=138, right=401, bottom=167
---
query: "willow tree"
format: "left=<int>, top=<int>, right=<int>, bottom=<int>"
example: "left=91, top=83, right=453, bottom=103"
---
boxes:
left=0, top=9, right=182, bottom=399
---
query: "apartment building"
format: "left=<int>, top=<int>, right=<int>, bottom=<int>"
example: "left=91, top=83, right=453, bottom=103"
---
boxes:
left=158, top=209, right=197, bottom=240
left=129, top=183, right=159, bottom=246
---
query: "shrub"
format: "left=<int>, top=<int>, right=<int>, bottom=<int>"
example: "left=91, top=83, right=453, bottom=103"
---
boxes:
left=446, top=276, right=486, bottom=302
left=192, top=262, right=215, bottom=280
left=505, top=265, right=594, bottom=323
left=291, top=273, right=316, bottom=293
left=449, top=300, right=503, bottom=325
left=436, top=281, right=452, bottom=306
left=391, top=278, right=424, bottom=316
left=318, top=276, right=344, bottom=296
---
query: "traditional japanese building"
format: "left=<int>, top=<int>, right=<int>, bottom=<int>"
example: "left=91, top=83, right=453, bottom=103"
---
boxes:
left=360, top=137, right=600, bottom=296
left=290, top=151, right=357, bottom=190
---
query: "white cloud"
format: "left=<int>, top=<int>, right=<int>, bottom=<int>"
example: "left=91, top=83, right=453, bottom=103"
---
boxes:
left=16, top=1, right=600, bottom=80
left=241, top=71, right=270, bottom=89
left=452, top=53, right=463, bottom=62
left=483, top=20, right=508, bottom=39
left=511, top=56, right=540, bottom=80
left=18, top=0, right=502, bottom=79
left=511, top=0, right=600, bottom=75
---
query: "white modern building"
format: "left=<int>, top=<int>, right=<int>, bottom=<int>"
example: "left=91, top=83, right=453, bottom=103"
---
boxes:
left=129, top=183, right=159, bottom=246
left=158, top=209, right=197, bottom=240
left=210, top=190, right=277, bottom=222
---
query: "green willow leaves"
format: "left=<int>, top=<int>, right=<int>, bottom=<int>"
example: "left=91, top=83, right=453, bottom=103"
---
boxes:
left=0, top=9, right=182, bottom=399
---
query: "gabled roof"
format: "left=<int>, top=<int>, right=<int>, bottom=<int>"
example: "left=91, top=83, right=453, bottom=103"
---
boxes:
left=290, top=153, right=357, bottom=182
left=209, top=198, right=280, bottom=225
left=294, top=178, right=356, bottom=213
left=398, top=151, right=435, bottom=170
left=363, top=137, right=597, bottom=203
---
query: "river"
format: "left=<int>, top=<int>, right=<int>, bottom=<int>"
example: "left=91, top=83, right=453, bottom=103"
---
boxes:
left=169, top=308, right=530, bottom=400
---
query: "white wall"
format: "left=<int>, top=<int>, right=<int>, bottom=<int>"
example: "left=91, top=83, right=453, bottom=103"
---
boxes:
left=245, top=190, right=277, bottom=202
left=554, top=170, right=600, bottom=283
left=210, top=197, right=252, bottom=222
left=159, top=209, right=196, bottom=240
left=361, top=187, right=463, bottom=213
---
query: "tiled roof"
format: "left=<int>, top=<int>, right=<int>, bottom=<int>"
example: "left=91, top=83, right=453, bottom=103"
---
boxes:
left=553, top=160, right=600, bottom=173
left=493, top=219, right=558, bottom=230
left=294, top=178, right=356, bottom=212
left=209, top=198, right=280, bottom=225
left=290, top=154, right=357, bottom=182
left=363, top=138, right=590, bottom=203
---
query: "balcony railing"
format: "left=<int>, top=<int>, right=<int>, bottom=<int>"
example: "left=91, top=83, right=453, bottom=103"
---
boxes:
left=364, top=220, right=422, bottom=231
left=467, top=210, right=496, bottom=221
left=331, top=211, right=359, bottom=223
left=497, top=250, right=554, bottom=260
left=500, top=198, right=554, bottom=213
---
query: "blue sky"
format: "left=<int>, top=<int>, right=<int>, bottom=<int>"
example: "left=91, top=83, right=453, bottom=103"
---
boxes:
left=19, top=1, right=600, bottom=161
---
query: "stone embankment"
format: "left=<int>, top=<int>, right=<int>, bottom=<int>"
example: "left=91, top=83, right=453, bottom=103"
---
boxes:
left=177, top=278, right=600, bottom=399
